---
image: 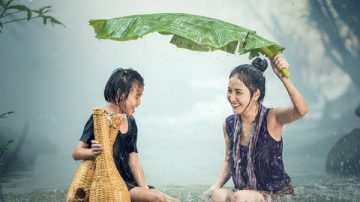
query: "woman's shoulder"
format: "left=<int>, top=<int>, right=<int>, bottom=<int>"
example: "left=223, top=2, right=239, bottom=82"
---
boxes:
left=225, top=114, right=236, bottom=136
left=225, top=114, right=236, bottom=124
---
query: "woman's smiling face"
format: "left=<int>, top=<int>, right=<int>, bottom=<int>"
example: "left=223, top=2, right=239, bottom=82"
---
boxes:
left=227, top=76, right=252, bottom=115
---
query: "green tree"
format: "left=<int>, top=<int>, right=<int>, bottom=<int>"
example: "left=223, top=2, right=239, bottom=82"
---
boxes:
left=0, top=0, right=63, bottom=33
left=0, top=111, right=14, bottom=159
left=308, top=0, right=360, bottom=90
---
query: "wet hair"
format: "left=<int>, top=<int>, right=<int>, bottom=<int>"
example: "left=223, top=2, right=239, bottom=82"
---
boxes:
left=229, top=57, right=268, bottom=102
left=104, top=68, right=144, bottom=107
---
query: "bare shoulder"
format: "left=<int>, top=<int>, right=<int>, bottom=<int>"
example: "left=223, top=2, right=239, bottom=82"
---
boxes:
left=222, top=120, right=231, bottom=146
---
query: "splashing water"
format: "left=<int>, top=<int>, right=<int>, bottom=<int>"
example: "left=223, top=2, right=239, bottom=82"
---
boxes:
left=1, top=175, right=359, bottom=201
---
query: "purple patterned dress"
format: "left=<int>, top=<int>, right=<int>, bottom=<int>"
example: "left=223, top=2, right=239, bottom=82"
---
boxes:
left=225, top=107, right=292, bottom=193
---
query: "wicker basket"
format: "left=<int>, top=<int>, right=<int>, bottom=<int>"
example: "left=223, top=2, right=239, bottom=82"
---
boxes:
left=66, top=160, right=95, bottom=201
left=89, top=109, right=130, bottom=201
left=66, top=109, right=130, bottom=202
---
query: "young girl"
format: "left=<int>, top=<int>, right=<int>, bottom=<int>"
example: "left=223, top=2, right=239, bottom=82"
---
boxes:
left=206, top=54, right=308, bottom=202
left=72, top=68, right=178, bottom=202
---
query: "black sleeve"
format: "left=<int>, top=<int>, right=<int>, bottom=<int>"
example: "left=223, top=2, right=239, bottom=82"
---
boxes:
left=128, top=117, right=138, bottom=153
left=79, top=115, right=94, bottom=146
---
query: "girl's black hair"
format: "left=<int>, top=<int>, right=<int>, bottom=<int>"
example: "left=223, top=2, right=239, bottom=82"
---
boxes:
left=104, top=68, right=144, bottom=107
left=229, top=57, right=268, bottom=102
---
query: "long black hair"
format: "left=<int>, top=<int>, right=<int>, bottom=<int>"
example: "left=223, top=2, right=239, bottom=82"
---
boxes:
left=104, top=68, right=144, bottom=107
left=229, top=57, right=268, bottom=102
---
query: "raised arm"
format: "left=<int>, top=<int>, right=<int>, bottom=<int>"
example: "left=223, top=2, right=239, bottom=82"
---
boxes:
left=269, top=54, right=308, bottom=127
left=129, top=152, right=149, bottom=189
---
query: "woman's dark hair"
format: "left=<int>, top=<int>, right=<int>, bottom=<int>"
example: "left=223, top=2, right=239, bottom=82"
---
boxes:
left=229, top=57, right=268, bottom=102
left=104, top=68, right=144, bottom=107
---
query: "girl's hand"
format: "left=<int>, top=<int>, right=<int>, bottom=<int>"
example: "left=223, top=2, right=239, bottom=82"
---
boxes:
left=91, top=140, right=103, bottom=156
left=271, top=53, right=290, bottom=80
left=204, top=186, right=216, bottom=201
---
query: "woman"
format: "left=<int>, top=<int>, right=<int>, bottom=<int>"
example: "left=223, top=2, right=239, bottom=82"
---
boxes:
left=206, top=54, right=308, bottom=201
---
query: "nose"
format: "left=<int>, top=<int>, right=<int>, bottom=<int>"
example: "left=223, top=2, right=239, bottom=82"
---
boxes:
left=228, top=93, right=237, bottom=102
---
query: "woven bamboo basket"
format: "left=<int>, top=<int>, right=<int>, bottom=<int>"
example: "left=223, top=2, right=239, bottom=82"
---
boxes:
left=66, top=159, right=96, bottom=201
left=89, top=109, right=130, bottom=202
left=66, top=109, right=130, bottom=202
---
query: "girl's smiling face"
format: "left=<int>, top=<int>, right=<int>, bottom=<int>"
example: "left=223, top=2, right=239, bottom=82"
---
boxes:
left=227, top=76, right=252, bottom=115
left=123, top=83, right=144, bottom=116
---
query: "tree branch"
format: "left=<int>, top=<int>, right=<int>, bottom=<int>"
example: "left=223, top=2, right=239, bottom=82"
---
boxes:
left=1, top=10, right=22, bottom=18
left=2, top=15, right=40, bottom=24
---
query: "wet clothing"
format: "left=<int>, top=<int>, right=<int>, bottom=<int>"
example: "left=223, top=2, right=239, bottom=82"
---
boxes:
left=239, top=145, right=249, bottom=185
left=80, top=115, right=153, bottom=191
left=258, top=185, right=294, bottom=200
left=225, top=107, right=292, bottom=193
left=126, top=182, right=155, bottom=191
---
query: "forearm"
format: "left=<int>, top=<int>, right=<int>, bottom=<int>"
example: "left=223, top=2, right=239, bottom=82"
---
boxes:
left=129, top=158, right=148, bottom=188
left=211, top=160, right=231, bottom=188
left=72, top=147, right=95, bottom=160
left=282, top=78, right=308, bottom=116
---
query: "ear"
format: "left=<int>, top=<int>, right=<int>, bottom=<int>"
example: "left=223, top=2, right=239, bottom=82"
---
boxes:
left=253, top=89, right=260, bottom=102
left=116, top=90, right=126, bottom=100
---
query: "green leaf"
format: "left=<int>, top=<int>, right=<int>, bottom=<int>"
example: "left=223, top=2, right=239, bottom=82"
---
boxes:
left=39, top=6, right=51, bottom=15
left=0, top=111, right=14, bottom=119
left=0, top=139, right=13, bottom=157
left=6, top=140, right=14, bottom=146
left=4, top=0, right=14, bottom=9
left=49, top=16, right=63, bottom=26
left=89, top=13, right=285, bottom=57
left=32, top=9, right=41, bottom=15
left=7, top=4, right=32, bottom=21
left=43, top=16, right=47, bottom=25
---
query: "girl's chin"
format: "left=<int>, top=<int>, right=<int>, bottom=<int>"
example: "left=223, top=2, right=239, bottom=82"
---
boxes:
left=127, top=110, right=135, bottom=115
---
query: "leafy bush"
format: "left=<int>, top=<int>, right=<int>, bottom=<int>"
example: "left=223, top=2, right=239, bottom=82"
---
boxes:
left=0, top=0, right=63, bottom=33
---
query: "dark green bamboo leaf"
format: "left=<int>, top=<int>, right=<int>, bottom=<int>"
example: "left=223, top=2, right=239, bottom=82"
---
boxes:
left=0, top=111, right=14, bottom=119
left=6, top=140, right=14, bottom=145
left=38, top=6, right=51, bottom=15
left=32, top=9, right=40, bottom=15
left=7, top=5, right=32, bottom=21
left=4, top=0, right=14, bottom=9
left=49, top=16, right=63, bottom=26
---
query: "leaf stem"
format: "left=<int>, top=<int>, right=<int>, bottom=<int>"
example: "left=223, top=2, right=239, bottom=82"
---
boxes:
left=2, top=16, right=40, bottom=24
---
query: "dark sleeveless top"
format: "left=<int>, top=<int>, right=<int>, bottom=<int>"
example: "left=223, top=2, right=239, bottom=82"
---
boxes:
left=225, top=108, right=291, bottom=193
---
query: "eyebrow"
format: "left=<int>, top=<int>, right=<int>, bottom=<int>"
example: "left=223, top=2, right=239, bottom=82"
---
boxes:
left=228, top=87, right=243, bottom=91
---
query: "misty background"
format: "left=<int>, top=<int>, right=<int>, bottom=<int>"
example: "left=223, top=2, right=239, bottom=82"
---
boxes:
left=1, top=0, right=359, bottom=195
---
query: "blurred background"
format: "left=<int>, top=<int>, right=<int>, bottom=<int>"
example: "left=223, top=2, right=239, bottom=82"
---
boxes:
left=1, top=0, right=359, bottom=201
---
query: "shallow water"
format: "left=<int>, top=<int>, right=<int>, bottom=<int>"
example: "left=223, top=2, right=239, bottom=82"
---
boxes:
left=1, top=175, right=359, bottom=202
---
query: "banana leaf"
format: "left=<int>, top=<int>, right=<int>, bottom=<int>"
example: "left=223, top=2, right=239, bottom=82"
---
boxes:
left=89, top=13, right=289, bottom=77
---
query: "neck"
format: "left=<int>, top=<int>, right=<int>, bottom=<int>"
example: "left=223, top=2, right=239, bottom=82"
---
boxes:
left=240, top=102, right=259, bottom=124
left=105, top=103, right=123, bottom=114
